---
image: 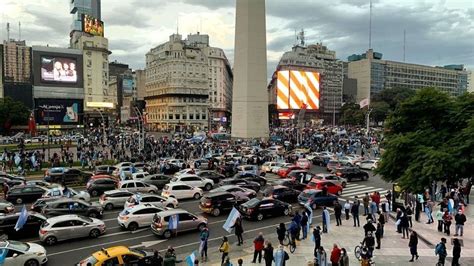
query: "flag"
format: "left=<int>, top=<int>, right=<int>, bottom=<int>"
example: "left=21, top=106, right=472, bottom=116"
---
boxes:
left=185, top=250, right=198, bottom=266
left=168, top=214, right=179, bottom=230
left=14, top=205, right=29, bottom=231
left=0, top=248, right=7, bottom=264
left=359, top=98, right=370, bottom=108
left=14, top=154, right=21, bottom=166
left=223, top=207, right=241, bottom=233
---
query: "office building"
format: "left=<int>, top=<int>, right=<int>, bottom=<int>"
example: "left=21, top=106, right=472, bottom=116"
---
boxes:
left=134, top=69, right=146, bottom=100
left=348, top=49, right=469, bottom=102
left=70, top=0, right=101, bottom=32
left=468, top=70, right=473, bottom=93
left=145, top=32, right=233, bottom=131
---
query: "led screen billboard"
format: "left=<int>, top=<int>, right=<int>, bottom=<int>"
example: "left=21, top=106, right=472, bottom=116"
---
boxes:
left=276, top=70, right=320, bottom=110
left=122, top=78, right=133, bottom=95
left=40, top=56, right=78, bottom=84
left=82, top=14, right=104, bottom=37
left=35, top=98, right=83, bottom=125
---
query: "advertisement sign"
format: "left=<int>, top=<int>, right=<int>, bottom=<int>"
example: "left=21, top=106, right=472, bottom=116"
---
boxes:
left=277, top=70, right=320, bottom=110
left=40, top=56, right=78, bottom=84
left=35, top=99, right=83, bottom=125
left=122, top=78, right=133, bottom=95
left=82, top=14, right=104, bottom=37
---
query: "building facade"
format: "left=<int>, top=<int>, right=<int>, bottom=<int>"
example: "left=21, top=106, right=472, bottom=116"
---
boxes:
left=145, top=33, right=232, bottom=131
left=2, top=40, right=32, bottom=84
left=348, top=49, right=469, bottom=102
left=268, top=43, right=343, bottom=125
left=70, top=0, right=101, bottom=32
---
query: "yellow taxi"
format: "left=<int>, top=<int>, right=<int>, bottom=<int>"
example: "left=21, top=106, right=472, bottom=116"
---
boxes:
left=77, top=246, right=154, bottom=265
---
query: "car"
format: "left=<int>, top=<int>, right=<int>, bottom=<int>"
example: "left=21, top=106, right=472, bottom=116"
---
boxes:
left=167, top=159, right=185, bottom=168
left=326, top=160, right=342, bottom=172
left=25, top=180, right=58, bottom=189
left=131, top=172, right=150, bottom=180
left=195, top=170, right=225, bottom=184
left=269, top=185, right=301, bottom=203
left=210, top=185, right=257, bottom=200
left=277, top=165, right=302, bottom=178
left=170, top=175, right=214, bottom=191
left=44, top=167, right=91, bottom=185
left=173, top=168, right=196, bottom=177
left=86, top=177, right=118, bottom=197
left=99, top=190, right=135, bottom=210
left=233, top=172, right=267, bottom=187
left=118, top=204, right=168, bottom=231
left=286, top=170, right=316, bottom=184
left=357, top=160, right=379, bottom=170
left=238, top=198, right=292, bottom=221
left=43, top=187, right=91, bottom=202
left=31, top=197, right=63, bottom=212
left=0, top=177, right=23, bottom=190
left=117, top=180, right=158, bottom=194
left=0, top=212, right=47, bottom=240
left=0, top=240, right=48, bottom=266
left=236, top=165, right=259, bottom=175
left=139, top=174, right=172, bottom=189
left=151, top=209, right=207, bottom=238
left=39, top=215, right=106, bottom=245
left=6, top=185, right=48, bottom=204
left=333, top=167, right=370, bottom=182
left=114, top=162, right=133, bottom=168
left=77, top=246, right=155, bottom=266
left=270, top=162, right=293, bottom=174
left=0, top=200, right=15, bottom=214
left=161, top=183, right=203, bottom=200
left=42, top=198, right=103, bottom=218
left=296, top=158, right=311, bottom=169
left=261, top=161, right=280, bottom=173
left=297, top=189, right=338, bottom=209
left=199, top=192, right=248, bottom=216
left=161, top=163, right=181, bottom=175
left=218, top=178, right=261, bottom=192
left=192, top=158, right=210, bottom=170
left=313, top=174, right=348, bottom=188
left=273, top=179, right=307, bottom=192
left=339, top=156, right=360, bottom=167
left=133, top=162, right=151, bottom=172
left=0, top=173, right=25, bottom=183
left=305, top=180, right=343, bottom=196
left=124, top=194, right=178, bottom=209
left=93, top=165, right=117, bottom=175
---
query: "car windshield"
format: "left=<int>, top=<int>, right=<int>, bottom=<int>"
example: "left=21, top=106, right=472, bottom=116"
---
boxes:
left=8, top=241, right=29, bottom=252
left=129, top=248, right=146, bottom=256
left=244, top=198, right=260, bottom=207
left=120, top=209, right=130, bottom=216
left=301, top=191, right=315, bottom=198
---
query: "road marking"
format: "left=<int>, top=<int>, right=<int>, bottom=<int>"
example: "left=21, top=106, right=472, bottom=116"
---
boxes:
left=131, top=228, right=149, bottom=234
left=342, top=186, right=378, bottom=194
left=342, top=188, right=386, bottom=197
left=129, top=239, right=167, bottom=248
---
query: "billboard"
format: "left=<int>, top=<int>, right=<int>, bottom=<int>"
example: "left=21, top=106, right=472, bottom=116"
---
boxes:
left=82, top=14, right=104, bottom=37
left=122, top=78, right=133, bottom=95
left=40, top=56, right=78, bottom=84
left=276, top=70, right=320, bottom=110
left=35, top=98, right=83, bottom=125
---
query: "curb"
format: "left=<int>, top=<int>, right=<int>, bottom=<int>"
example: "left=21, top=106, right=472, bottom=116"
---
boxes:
left=388, top=213, right=434, bottom=248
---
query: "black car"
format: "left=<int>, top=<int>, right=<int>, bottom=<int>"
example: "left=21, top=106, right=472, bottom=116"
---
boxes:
left=276, top=179, right=307, bottom=192
left=30, top=197, right=61, bottom=212
left=233, top=173, right=267, bottom=187
left=93, top=165, right=117, bottom=175
left=42, top=198, right=103, bottom=218
left=0, top=177, right=23, bottom=189
left=162, top=164, right=181, bottom=175
left=199, top=192, right=248, bottom=217
left=270, top=185, right=301, bottom=203
left=6, top=185, right=48, bottom=204
left=44, top=168, right=92, bottom=185
left=218, top=178, right=261, bottom=192
left=86, top=177, right=118, bottom=197
left=196, top=171, right=225, bottom=184
left=238, top=198, right=292, bottom=221
left=0, top=212, right=47, bottom=240
left=333, top=167, right=369, bottom=182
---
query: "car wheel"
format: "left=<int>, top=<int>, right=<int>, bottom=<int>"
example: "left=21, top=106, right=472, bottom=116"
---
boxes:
left=283, top=208, right=290, bottom=216
left=256, top=213, right=264, bottom=221
left=204, top=183, right=212, bottom=191
left=89, top=229, right=100, bottom=238
left=105, top=203, right=114, bottom=210
left=198, top=223, right=206, bottom=231
left=16, top=198, right=23, bottom=204
left=90, top=190, right=99, bottom=197
left=363, top=175, right=369, bottom=181
left=88, top=212, right=98, bottom=218
left=149, top=190, right=156, bottom=194
left=193, top=193, right=202, bottom=200
left=311, top=203, right=317, bottom=210
left=163, top=229, right=172, bottom=239
left=212, top=208, right=221, bottom=216
left=128, top=222, right=139, bottom=231
left=45, top=236, right=57, bottom=246
left=337, top=190, right=342, bottom=196
left=24, top=259, right=40, bottom=266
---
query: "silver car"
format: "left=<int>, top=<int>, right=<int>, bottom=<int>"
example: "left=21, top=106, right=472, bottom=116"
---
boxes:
left=124, top=194, right=178, bottom=209
left=117, top=180, right=158, bottom=194
left=39, top=214, right=106, bottom=245
left=150, top=209, right=207, bottom=238
left=99, top=190, right=135, bottom=210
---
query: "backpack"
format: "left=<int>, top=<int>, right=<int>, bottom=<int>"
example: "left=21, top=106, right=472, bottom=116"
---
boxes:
left=435, top=243, right=446, bottom=256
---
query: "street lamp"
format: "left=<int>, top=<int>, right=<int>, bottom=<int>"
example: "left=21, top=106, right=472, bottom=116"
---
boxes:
left=95, top=109, right=106, bottom=145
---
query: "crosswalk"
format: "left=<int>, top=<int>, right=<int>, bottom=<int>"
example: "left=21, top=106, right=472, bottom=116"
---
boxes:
left=340, top=183, right=389, bottom=201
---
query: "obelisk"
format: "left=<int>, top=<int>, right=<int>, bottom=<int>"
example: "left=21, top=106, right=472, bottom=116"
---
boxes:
left=231, top=0, right=269, bottom=139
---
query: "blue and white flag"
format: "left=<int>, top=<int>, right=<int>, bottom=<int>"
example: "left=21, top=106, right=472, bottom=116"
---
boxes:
left=223, top=207, right=241, bottom=233
left=14, top=154, right=21, bottom=166
left=322, top=208, right=331, bottom=232
left=14, top=205, right=29, bottom=231
left=120, top=170, right=126, bottom=181
left=0, top=248, right=7, bottom=264
left=30, top=155, right=36, bottom=166
left=448, top=198, right=454, bottom=214
left=185, top=250, right=198, bottom=266
left=304, top=202, right=313, bottom=225
left=168, top=214, right=179, bottom=230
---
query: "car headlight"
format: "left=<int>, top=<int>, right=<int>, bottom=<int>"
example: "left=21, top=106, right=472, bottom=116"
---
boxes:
left=35, top=252, right=45, bottom=256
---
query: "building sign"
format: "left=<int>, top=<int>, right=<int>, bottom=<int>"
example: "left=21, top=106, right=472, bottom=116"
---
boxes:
left=277, top=70, right=320, bottom=110
left=82, top=14, right=104, bottom=37
left=122, top=78, right=133, bottom=95
left=35, top=98, right=83, bottom=125
left=86, top=102, right=114, bottom=109
left=40, top=56, right=78, bottom=84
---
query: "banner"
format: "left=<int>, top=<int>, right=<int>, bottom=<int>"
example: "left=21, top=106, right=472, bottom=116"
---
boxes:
left=223, top=207, right=241, bottom=233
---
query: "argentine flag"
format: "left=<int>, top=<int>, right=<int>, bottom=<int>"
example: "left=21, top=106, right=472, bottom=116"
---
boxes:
left=14, top=205, right=29, bottom=231
left=223, top=207, right=241, bottom=233
left=185, top=251, right=198, bottom=266
left=14, top=154, right=21, bottom=166
left=0, top=248, right=7, bottom=264
left=168, top=214, right=179, bottom=230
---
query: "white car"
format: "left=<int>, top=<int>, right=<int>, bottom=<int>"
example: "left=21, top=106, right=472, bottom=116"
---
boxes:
left=161, top=182, right=203, bottom=200
left=0, top=240, right=48, bottom=265
left=261, top=162, right=280, bottom=173
left=358, top=160, right=379, bottom=170
left=167, top=159, right=185, bottom=168
left=114, top=162, right=133, bottom=168
left=117, top=204, right=168, bottom=231
left=174, top=168, right=196, bottom=177
left=170, top=174, right=214, bottom=191
left=43, top=187, right=91, bottom=202
left=271, top=163, right=293, bottom=174
left=117, top=180, right=158, bottom=194
left=124, top=194, right=178, bottom=209
left=339, top=156, right=358, bottom=166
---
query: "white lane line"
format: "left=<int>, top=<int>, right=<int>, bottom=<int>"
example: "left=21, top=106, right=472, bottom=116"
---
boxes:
left=342, top=188, right=387, bottom=198
left=344, top=183, right=363, bottom=188
left=342, top=186, right=377, bottom=194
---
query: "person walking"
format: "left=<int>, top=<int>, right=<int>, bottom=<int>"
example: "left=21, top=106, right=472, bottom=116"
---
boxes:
left=452, top=238, right=461, bottom=266
left=322, top=207, right=330, bottom=233
left=408, top=231, right=419, bottom=262
left=232, top=216, right=244, bottom=245
left=313, top=226, right=322, bottom=256
left=344, top=200, right=351, bottom=220
left=301, top=211, right=309, bottom=239
left=219, top=236, right=230, bottom=265
left=435, top=238, right=447, bottom=265
left=274, top=244, right=289, bottom=266
left=406, top=204, right=413, bottom=228
left=334, top=201, right=343, bottom=226
left=263, top=241, right=274, bottom=266
left=443, top=210, right=452, bottom=236
left=363, top=219, right=376, bottom=236
left=292, top=211, right=302, bottom=240
left=377, top=211, right=385, bottom=238
left=330, top=244, right=341, bottom=266
left=339, top=248, right=349, bottom=266
left=252, top=232, right=265, bottom=263
left=351, top=197, right=360, bottom=227
left=400, top=211, right=410, bottom=239
left=276, top=223, right=286, bottom=245
left=454, top=209, right=466, bottom=236
left=436, top=208, right=445, bottom=232
left=375, top=223, right=382, bottom=249
left=199, top=226, right=209, bottom=261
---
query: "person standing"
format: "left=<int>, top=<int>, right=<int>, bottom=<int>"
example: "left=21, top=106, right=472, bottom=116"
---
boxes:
left=316, top=246, right=328, bottom=266
left=252, top=232, right=265, bottom=263
left=2, top=181, right=8, bottom=199
left=375, top=223, right=382, bottom=249
left=263, top=241, right=274, bottom=266
left=351, top=197, right=360, bottom=227
left=276, top=223, right=286, bottom=245
left=339, top=248, right=349, bottom=266
left=454, top=209, right=466, bottom=237
left=219, top=236, right=230, bottom=265
left=377, top=211, right=385, bottom=238
left=334, top=201, right=342, bottom=226
left=435, top=238, right=447, bottom=265
left=406, top=204, right=413, bottom=228
left=322, top=207, right=331, bottom=233
left=436, top=208, right=445, bottom=232
left=408, top=231, right=419, bottom=262
left=274, top=244, right=289, bottom=266
left=452, top=238, right=461, bottom=266
left=330, top=244, right=341, bottom=266
left=443, top=210, right=452, bottom=236
left=232, top=216, right=244, bottom=245
left=344, top=200, right=351, bottom=220
left=313, top=226, right=322, bottom=256
left=400, top=211, right=410, bottom=239
left=363, top=193, right=370, bottom=216
left=301, top=211, right=309, bottom=239
left=292, top=211, right=302, bottom=240
left=199, top=226, right=209, bottom=261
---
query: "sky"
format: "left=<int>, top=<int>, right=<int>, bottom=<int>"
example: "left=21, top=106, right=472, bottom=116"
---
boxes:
left=1, top=0, right=473, bottom=79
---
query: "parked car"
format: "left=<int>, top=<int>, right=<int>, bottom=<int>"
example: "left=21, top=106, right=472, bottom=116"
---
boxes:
left=170, top=175, right=214, bottom=191
left=25, top=180, right=58, bottom=189
left=39, top=215, right=106, bottom=245
left=42, top=198, right=103, bottom=218
left=274, top=179, right=307, bottom=192
left=117, top=180, right=158, bottom=194
left=6, top=185, right=48, bottom=204
left=326, top=160, right=342, bottom=172
left=124, top=194, right=178, bottom=209
left=118, top=204, right=168, bottom=231
left=333, top=167, right=369, bottom=182
left=236, top=165, right=259, bottom=175
left=195, top=171, right=225, bottom=184
left=0, top=212, right=47, bottom=240
left=44, top=167, right=91, bottom=185
left=277, top=165, right=302, bottom=178
left=151, top=209, right=207, bottom=238
left=86, top=177, right=118, bottom=197
left=99, top=190, right=134, bottom=210
left=339, top=156, right=360, bottom=167
left=93, top=165, right=117, bottom=175
left=192, top=159, right=210, bottom=170
left=218, top=178, right=261, bottom=192
left=131, top=172, right=150, bottom=180
left=270, top=162, right=293, bottom=174
left=210, top=185, right=257, bottom=200
left=313, top=174, right=347, bottom=188
left=43, top=187, right=91, bottom=202
left=269, top=185, right=301, bottom=203
left=161, top=183, right=203, bottom=200
left=357, top=160, right=379, bottom=170
left=238, top=198, right=292, bottom=221
left=77, top=246, right=155, bottom=266
left=199, top=192, right=248, bottom=216
left=0, top=173, right=25, bottom=183
left=0, top=240, right=48, bottom=265
left=305, top=180, right=343, bottom=196
left=31, top=197, right=62, bottom=212
left=296, top=158, right=311, bottom=169
left=297, top=189, right=338, bottom=209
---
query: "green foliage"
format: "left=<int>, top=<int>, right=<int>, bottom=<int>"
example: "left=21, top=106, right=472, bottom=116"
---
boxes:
left=0, top=97, right=30, bottom=134
left=340, top=103, right=365, bottom=126
left=370, top=101, right=390, bottom=124
left=373, top=87, right=416, bottom=110
left=376, top=88, right=474, bottom=192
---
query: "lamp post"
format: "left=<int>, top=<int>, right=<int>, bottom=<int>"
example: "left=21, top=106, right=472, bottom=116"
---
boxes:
left=134, top=106, right=144, bottom=152
left=366, top=108, right=373, bottom=137
left=96, top=109, right=106, bottom=145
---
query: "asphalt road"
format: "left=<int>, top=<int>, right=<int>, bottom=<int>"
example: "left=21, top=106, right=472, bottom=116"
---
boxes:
left=13, top=165, right=392, bottom=265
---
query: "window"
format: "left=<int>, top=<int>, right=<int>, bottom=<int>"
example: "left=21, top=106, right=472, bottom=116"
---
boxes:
left=103, top=257, right=120, bottom=266
left=122, top=254, right=141, bottom=264
left=53, top=221, right=73, bottom=228
left=178, top=213, right=195, bottom=221
left=135, top=182, right=145, bottom=187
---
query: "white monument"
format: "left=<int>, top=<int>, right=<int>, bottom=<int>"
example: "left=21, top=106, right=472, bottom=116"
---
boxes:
left=231, top=0, right=269, bottom=139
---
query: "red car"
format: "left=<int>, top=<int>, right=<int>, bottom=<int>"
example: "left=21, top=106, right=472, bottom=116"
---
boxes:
left=277, top=165, right=302, bottom=178
left=296, top=159, right=311, bottom=170
left=305, top=179, right=343, bottom=196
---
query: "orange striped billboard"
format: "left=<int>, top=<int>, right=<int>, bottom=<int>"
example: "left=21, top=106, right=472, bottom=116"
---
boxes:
left=276, top=70, right=320, bottom=110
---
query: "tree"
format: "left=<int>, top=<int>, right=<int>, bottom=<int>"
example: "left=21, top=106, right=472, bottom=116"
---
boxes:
left=0, top=97, right=30, bottom=134
left=376, top=88, right=474, bottom=192
left=370, top=100, right=390, bottom=124
left=340, top=103, right=365, bottom=126
left=374, top=87, right=416, bottom=110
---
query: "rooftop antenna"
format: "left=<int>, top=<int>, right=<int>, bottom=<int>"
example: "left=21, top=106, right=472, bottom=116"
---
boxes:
left=18, top=21, right=21, bottom=41
left=297, top=29, right=305, bottom=46
left=176, top=17, right=179, bottom=34
left=403, top=29, right=406, bottom=62
left=6, top=22, right=10, bottom=41
left=369, top=0, right=372, bottom=49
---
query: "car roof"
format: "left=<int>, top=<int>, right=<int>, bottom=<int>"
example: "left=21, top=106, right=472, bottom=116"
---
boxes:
left=154, top=208, right=189, bottom=217
left=205, top=191, right=232, bottom=198
left=128, top=204, right=165, bottom=212
left=303, top=189, right=323, bottom=194
left=46, top=214, right=86, bottom=223
left=104, top=189, right=132, bottom=195
left=47, top=198, right=88, bottom=204
left=272, top=185, right=288, bottom=190
left=167, top=181, right=190, bottom=187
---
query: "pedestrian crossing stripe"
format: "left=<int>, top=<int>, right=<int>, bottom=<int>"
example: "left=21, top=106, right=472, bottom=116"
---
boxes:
left=343, top=188, right=387, bottom=197
left=342, top=186, right=383, bottom=195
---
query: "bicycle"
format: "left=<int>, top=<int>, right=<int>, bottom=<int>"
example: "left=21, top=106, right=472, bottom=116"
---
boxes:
left=282, top=231, right=296, bottom=253
left=354, top=242, right=375, bottom=265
